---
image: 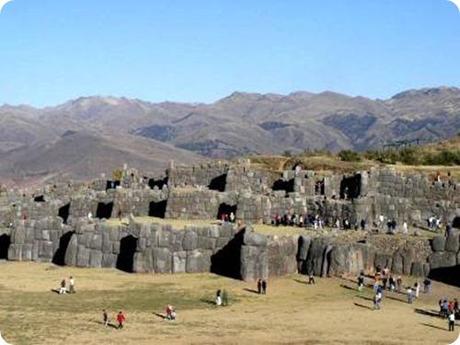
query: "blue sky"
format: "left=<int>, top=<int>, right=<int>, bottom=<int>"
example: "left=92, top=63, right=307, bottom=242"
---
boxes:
left=0, top=0, right=460, bottom=107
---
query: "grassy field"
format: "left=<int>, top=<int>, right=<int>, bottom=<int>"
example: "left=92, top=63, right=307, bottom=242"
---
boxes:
left=0, top=262, right=458, bottom=345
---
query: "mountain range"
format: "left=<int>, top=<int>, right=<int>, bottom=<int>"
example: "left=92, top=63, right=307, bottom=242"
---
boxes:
left=1, top=86, right=459, bottom=186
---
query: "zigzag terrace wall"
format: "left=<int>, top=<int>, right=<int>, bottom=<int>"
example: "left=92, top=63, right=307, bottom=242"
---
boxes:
left=3, top=215, right=459, bottom=285
left=0, top=161, right=459, bottom=284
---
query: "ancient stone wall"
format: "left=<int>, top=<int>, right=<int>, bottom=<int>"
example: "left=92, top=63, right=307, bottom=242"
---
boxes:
left=366, top=168, right=459, bottom=227
left=167, top=162, right=229, bottom=189
left=165, top=189, right=238, bottom=220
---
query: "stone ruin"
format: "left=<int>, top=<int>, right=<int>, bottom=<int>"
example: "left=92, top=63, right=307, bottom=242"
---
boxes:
left=0, top=160, right=459, bottom=284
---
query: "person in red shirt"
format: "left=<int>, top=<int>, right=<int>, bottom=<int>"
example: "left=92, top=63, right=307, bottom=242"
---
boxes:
left=117, top=311, right=126, bottom=329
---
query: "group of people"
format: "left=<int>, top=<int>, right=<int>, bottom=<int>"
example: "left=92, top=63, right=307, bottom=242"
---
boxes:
left=358, top=266, right=428, bottom=309
left=220, top=212, right=236, bottom=223
left=215, top=289, right=229, bottom=306
left=271, top=213, right=342, bottom=230
left=57, top=276, right=76, bottom=294
left=102, top=305, right=177, bottom=329
left=102, top=310, right=126, bottom=329
left=165, top=305, right=176, bottom=321
left=359, top=266, right=458, bottom=332
left=439, top=298, right=459, bottom=332
left=427, top=216, right=443, bottom=230
left=376, top=215, right=409, bottom=234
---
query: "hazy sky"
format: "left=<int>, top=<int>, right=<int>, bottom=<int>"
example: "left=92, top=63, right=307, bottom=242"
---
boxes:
left=0, top=0, right=460, bottom=107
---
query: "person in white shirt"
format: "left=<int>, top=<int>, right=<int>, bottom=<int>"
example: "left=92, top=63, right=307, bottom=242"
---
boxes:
left=69, top=276, right=75, bottom=294
left=402, top=222, right=408, bottom=234
left=215, top=290, right=222, bottom=306
left=407, top=287, right=414, bottom=304
left=448, top=312, right=455, bottom=332
left=414, top=282, right=420, bottom=298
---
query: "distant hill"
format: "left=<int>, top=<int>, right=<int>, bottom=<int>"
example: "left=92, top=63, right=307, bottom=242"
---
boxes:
left=0, top=87, right=459, bottom=185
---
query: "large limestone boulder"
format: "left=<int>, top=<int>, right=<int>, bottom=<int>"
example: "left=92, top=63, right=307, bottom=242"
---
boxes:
left=153, top=247, right=172, bottom=273
left=186, top=249, right=211, bottom=273
left=297, top=235, right=311, bottom=261
left=431, top=236, right=446, bottom=252
left=429, top=252, right=457, bottom=269
left=306, top=238, right=330, bottom=276
left=410, top=262, right=425, bottom=277
left=89, top=250, right=103, bottom=268
left=392, top=252, right=404, bottom=274
left=182, top=230, right=198, bottom=251
left=445, top=230, right=460, bottom=253
left=64, top=234, right=78, bottom=266
left=240, top=245, right=268, bottom=281
left=76, top=245, right=90, bottom=267
left=243, top=231, right=267, bottom=247
left=172, top=251, right=187, bottom=273
left=102, top=253, right=117, bottom=268
left=133, top=250, right=154, bottom=273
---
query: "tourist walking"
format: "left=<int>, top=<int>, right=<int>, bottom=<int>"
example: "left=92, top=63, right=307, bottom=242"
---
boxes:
left=423, top=278, right=431, bottom=294
left=257, top=279, right=262, bottom=294
left=68, top=276, right=75, bottom=294
left=357, top=273, right=365, bottom=292
left=216, top=290, right=222, bottom=306
left=396, top=276, right=403, bottom=292
left=117, top=311, right=126, bottom=329
left=388, top=276, right=395, bottom=292
left=102, top=309, right=109, bottom=327
left=402, top=222, right=408, bottom=234
left=262, top=280, right=267, bottom=294
left=165, top=305, right=176, bottom=320
left=373, top=291, right=382, bottom=310
left=448, top=312, right=455, bottom=332
left=407, top=287, right=414, bottom=304
left=59, top=279, right=66, bottom=294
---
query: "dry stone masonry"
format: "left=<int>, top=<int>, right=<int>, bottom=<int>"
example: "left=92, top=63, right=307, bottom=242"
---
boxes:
left=0, top=160, right=459, bottom=283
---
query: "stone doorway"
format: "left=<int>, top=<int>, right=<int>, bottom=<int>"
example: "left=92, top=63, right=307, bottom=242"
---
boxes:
left=116, top=235, right=138, bottom=273
left=208, top=174, right=227, bottom=192
left=58, top=203, right=71, bottom=224
left=0, top=234, right=11, bottom=260
left=52, top=231, right=75, bottom=266
left=96, top=202, right=114, bottom=219
left=148, top=200, right=167, bottom=218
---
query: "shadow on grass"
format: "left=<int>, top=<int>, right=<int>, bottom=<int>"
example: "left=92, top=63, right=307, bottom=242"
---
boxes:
left=200, top=298, right=217, bottom=306
left=354, top=302, right=373, bottom=311
left=93, top=320, right=118, bottom=329
left=243, top=288, right=260, bottom=294
left=339, top=284, right=356, bottom=291
left=356, top=295, right=374, bottom=302
left=294, top=279, right=309, bottom=285
left=415, top=308, right=443, bottom=319
left=385, top=295, right=406, bottom=303
left=153, top=312, right=166, bottom=320
left=420, top=323, right=447, bottom=331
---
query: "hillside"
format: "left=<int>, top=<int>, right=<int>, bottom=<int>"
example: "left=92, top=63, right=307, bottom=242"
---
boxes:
left=249, top=136, right=460, bottom=179
left=0, top=87, right=459, bottom=185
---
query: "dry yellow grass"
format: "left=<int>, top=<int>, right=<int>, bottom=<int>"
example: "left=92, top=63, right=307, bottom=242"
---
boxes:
left=248, top=137, right=460, bottom=179
left=0, top=262, right=458, bottom=345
